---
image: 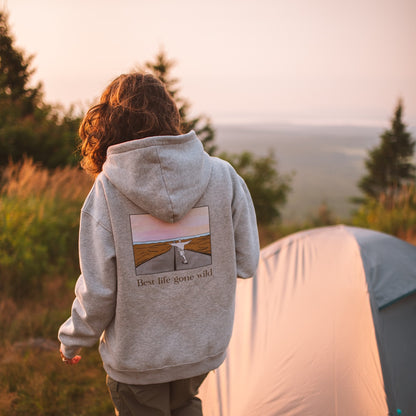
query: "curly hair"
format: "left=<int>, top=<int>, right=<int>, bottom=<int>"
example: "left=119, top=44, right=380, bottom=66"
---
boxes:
left=79, top=72, right=182, bottom=176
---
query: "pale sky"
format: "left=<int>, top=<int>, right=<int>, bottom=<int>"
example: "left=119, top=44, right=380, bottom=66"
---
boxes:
left=4, top=0, right=416, bottom=126
left=131, top=207, right=209, bottom=243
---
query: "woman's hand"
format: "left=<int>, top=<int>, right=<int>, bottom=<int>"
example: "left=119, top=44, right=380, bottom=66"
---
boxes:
left=60, top=349, right=82, bottom=365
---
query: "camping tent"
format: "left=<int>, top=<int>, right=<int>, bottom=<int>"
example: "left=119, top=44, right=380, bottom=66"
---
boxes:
left=199, top=225, right=416, bottom=416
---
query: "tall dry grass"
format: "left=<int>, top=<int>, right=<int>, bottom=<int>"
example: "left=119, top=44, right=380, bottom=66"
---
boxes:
left=1, top=157, right=92, bottom=201
left=0, top=159, right=93, bottom=300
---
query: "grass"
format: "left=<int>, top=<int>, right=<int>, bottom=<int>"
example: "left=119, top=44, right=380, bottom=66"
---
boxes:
left=0, top=275, right=114, bottom=416
left=0, top=349, right=114, bottom=416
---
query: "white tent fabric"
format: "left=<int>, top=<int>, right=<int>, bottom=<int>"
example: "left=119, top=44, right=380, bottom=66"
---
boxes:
left=199, top=225, right=416, bottom=416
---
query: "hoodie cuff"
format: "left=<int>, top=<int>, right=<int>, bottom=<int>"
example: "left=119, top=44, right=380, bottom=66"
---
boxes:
left=60, top=343, right=81, bottom=359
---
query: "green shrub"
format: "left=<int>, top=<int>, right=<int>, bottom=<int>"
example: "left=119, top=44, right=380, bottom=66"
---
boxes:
left=352, top=184, right=416, bottom=242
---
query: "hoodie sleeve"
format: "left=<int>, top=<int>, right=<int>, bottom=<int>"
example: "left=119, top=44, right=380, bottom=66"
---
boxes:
left=58, top=211, right=117, bottom=359
left=233, top=177, right=260, bottom=279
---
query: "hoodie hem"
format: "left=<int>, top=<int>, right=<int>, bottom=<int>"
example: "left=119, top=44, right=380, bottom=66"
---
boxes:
left=103, top=350, right=226, bottom=385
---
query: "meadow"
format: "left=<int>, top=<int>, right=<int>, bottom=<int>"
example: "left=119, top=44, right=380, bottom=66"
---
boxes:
left=0, top=160, right=114, bottom=415
left=1, top=148, right=415, bottom=414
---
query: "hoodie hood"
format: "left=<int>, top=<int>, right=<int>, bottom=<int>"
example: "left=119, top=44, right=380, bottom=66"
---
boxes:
left=102, top=131, right=212, bottom=223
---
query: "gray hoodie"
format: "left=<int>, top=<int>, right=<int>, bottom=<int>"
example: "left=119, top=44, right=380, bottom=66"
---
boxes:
left=58, top=130, right=259, bottom=384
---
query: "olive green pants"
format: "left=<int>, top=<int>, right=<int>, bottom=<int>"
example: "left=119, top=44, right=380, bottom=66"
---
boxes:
left=106, top=373, right=208, bottom=416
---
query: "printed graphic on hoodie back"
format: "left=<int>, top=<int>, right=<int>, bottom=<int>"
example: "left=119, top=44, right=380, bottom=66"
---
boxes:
left=130, top=206, right=211, bottom=275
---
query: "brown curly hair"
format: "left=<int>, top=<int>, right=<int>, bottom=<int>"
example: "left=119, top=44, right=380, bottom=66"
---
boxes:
left=79, top=72, right=182, bottom=176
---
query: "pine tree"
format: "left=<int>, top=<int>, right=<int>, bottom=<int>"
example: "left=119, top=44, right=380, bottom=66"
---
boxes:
left=141, top=50, right=217, bottom=155
left=0, top=11, right=80, bottom=168
left=358, top=99, right=415, bottom=202
left=0, top=11, right=41, bottom=114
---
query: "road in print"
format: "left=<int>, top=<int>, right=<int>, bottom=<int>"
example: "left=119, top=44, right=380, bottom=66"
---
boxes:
left=130, top=207, right=211, bottom=275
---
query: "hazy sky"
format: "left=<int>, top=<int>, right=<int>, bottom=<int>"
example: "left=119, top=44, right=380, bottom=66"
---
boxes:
left=4, top=0, right=416, bottom=125
left=131, top=207, right=209, bottom=243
